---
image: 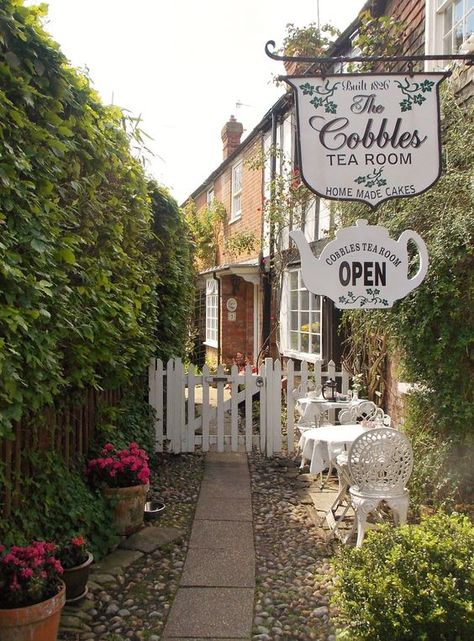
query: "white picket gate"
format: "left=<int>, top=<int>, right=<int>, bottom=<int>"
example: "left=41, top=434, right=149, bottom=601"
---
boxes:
left=148, top=358, right=350, bottom=456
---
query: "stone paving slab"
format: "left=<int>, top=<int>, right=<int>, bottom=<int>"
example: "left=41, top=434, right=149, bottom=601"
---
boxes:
left=205, top=452, right=248, bottom=464
left=199, top=479, right=251, bottom=499
left=194, top=496, right=252, bottom=522
left=181, top=546, right=255, bottom=587
left=163, top=587, right=254, bottom=638
left=121, top=526, right=184, bottom=553
left=189, top=519, right=254, bottom=549
left=93, top=549, right=143, bottom=574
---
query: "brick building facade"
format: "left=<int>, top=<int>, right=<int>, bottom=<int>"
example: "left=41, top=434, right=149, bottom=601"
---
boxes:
left=184, top=0, right=472, bottom=380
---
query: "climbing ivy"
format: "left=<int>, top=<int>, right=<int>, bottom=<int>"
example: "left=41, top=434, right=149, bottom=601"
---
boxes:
left=148, top=181, right=195, bottom=361
left=338, top=86, right=474, bottom=504
left=0, top=0, right=161, bottom=434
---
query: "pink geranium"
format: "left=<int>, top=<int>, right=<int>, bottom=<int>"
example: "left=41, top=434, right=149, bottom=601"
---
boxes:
left=0, top=541, right=63, bottom=608
left=86, top=442, right=150, bottom=488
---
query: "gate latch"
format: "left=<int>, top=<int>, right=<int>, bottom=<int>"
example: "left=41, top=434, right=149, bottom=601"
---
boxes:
left=206, top=376, right=231, bottom=384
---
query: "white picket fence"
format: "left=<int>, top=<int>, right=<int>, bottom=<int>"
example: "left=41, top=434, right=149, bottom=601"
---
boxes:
left=148, top=358, right=350, bottom=456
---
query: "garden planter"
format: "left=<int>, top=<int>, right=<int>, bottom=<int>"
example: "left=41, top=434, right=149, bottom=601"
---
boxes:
left=62, top=552, right=94, bottom=603
left=0, top=581, right=65, bottom=641
left=103, top=483, right=149, bottom=535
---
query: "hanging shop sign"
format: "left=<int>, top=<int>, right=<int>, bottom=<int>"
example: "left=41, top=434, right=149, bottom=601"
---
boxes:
left=285, top=73, right=448, bottom=207
left=290, top=219, right=428, bottom=309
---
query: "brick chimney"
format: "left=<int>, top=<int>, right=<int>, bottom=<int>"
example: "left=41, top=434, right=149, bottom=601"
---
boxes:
left=221, top=115, right=243, bottom=159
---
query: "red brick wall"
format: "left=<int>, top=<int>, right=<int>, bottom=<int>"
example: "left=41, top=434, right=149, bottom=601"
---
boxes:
left=386, top=0, right=425, bottom=64
left=220, top=275, right=255, bottom=366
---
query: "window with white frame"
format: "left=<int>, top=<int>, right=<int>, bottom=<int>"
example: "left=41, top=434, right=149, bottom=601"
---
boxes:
left=427, top=0, right=473, bottom=58
left=287, top=269, right=322, bottom=358
left=231, top=160, right=242, bottom=221
left=439, top=0, right=473, bottom=53
left=207, top=187, right=214, bottom=207
left=205, top=278, right=218, bottom=346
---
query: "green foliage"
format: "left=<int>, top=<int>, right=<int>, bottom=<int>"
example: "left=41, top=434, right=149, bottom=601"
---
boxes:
left=0, top=0, right=161, bottom=435
left=94, top=385, right=155, bottom=456
left=332, top=512, right=474, bottom=641
left=224, top=230, right=258, bottom=258
left=149, top=181, right=195, bottom=361
left=184, top=199, right=226, bottom=269
left=281, top=22, right=339, bottom=56
left=338, top=88, right=474, bottom=503
left=350, top=10, right=406, bottom=71
left=0, top=452, right=118, bottom=560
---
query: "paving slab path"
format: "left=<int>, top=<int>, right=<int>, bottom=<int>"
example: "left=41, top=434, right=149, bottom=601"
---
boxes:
left=163, top=451, right=255, bottom=641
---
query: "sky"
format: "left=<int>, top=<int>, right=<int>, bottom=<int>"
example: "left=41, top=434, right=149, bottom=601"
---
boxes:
left=32, top=0, right=367, bottom=204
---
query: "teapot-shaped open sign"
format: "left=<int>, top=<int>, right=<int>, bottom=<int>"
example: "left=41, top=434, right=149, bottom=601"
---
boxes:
left=290, top=220, right=428, bottom=309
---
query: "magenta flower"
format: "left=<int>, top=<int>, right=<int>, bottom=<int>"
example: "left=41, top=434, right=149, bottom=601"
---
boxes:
left=0, top=541, right=63, bottom=608
left=86, top=442, right=150, bottom=489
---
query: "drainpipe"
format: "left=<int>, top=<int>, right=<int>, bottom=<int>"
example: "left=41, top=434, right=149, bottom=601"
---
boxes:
left=213, top=271, right=221, bottom=364
left=261, top=110, right=278, bottom=356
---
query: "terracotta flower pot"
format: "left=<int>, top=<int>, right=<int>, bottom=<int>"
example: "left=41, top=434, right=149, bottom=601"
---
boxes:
left=62, top=552, right=94, bottom=603
left=103, top=483, right=149, bottom=536
left=0, top=581, right=65, bottom=641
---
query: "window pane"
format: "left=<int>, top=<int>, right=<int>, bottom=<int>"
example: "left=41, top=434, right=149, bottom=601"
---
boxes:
left=300, top=312, right=309, bottom=332
left=290, top=271, right=298, bottom=289
left=311, top=294, right=321, bottom=310
left=466, top=9, right=473, bottom=35
left=454, top=0, right=463, bottom=22
left=311, top=319, right=320, bottom=333
left=290, top=291, right=298, bottom=309
left=445, top=6, right=453, bottom=33
left=290, top=312, right=299, bottom=330
left=300, top=290, right=309, bottom=310
left=301, top=333, right=309, bottom=352
left=455, top=22, right=464, bottom=48
left=311, top=334, right=321, bottom=354
left=290, top=332, right=298, bottom=350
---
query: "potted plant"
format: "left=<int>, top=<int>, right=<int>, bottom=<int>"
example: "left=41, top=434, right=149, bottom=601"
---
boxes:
left=56, top=535, right=93, bottom=603
left=0, top=541, right=65, bottom=641
left=86, top=442, right=150, bottom=536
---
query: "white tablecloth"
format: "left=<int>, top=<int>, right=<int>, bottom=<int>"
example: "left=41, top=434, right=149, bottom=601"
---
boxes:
left=296, top=397, right=362, bottom=427
left=298, top=424, right=369, bottom=475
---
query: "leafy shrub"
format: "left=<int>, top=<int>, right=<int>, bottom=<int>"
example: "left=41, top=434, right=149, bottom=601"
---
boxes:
left=94, top=385, right=156, bottom=455
left=0, top=0, right=159, bottom=435
left=332, top=512, right=474, bottom=641
left=0, top=452, right=118, bottom=560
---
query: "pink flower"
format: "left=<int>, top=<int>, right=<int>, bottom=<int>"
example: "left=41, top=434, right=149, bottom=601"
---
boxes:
left=86, top=442, right=150, bottom=488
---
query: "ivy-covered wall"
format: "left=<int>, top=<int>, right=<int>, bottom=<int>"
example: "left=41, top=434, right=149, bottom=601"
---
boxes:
left=0, top=0, right=160, bottom=435
left=338, top=84, right=473, bottom=506
left=0, top=0, right=195, bottom=552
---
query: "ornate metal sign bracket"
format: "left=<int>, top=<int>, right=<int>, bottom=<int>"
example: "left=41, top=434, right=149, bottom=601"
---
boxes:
left=265, top=40, right=474, bottom=77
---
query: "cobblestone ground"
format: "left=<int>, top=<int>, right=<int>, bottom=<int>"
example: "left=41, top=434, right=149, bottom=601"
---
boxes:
left=250, top=451, right=337, bottom=641
left=58, top=449, right=339, bottom=640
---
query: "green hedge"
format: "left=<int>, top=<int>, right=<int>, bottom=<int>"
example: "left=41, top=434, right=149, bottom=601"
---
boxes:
left=0, top=0, right=159, bottom=435
left=332, top=512, right=474, bottom=641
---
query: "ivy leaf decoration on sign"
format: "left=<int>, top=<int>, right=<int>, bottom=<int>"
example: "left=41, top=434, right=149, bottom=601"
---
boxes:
left=304, top=79, right=340, bottom=112
left=354, top=168, right=387, bottom=188
left=339, top=290, right=390, bottom=307
left=395, top=77, right=435, bottom=111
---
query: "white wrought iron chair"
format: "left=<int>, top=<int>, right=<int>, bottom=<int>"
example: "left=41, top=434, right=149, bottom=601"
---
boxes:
left=346, top=427, right=413, bottom=547
left=338, top=400, right=379, bottom=424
